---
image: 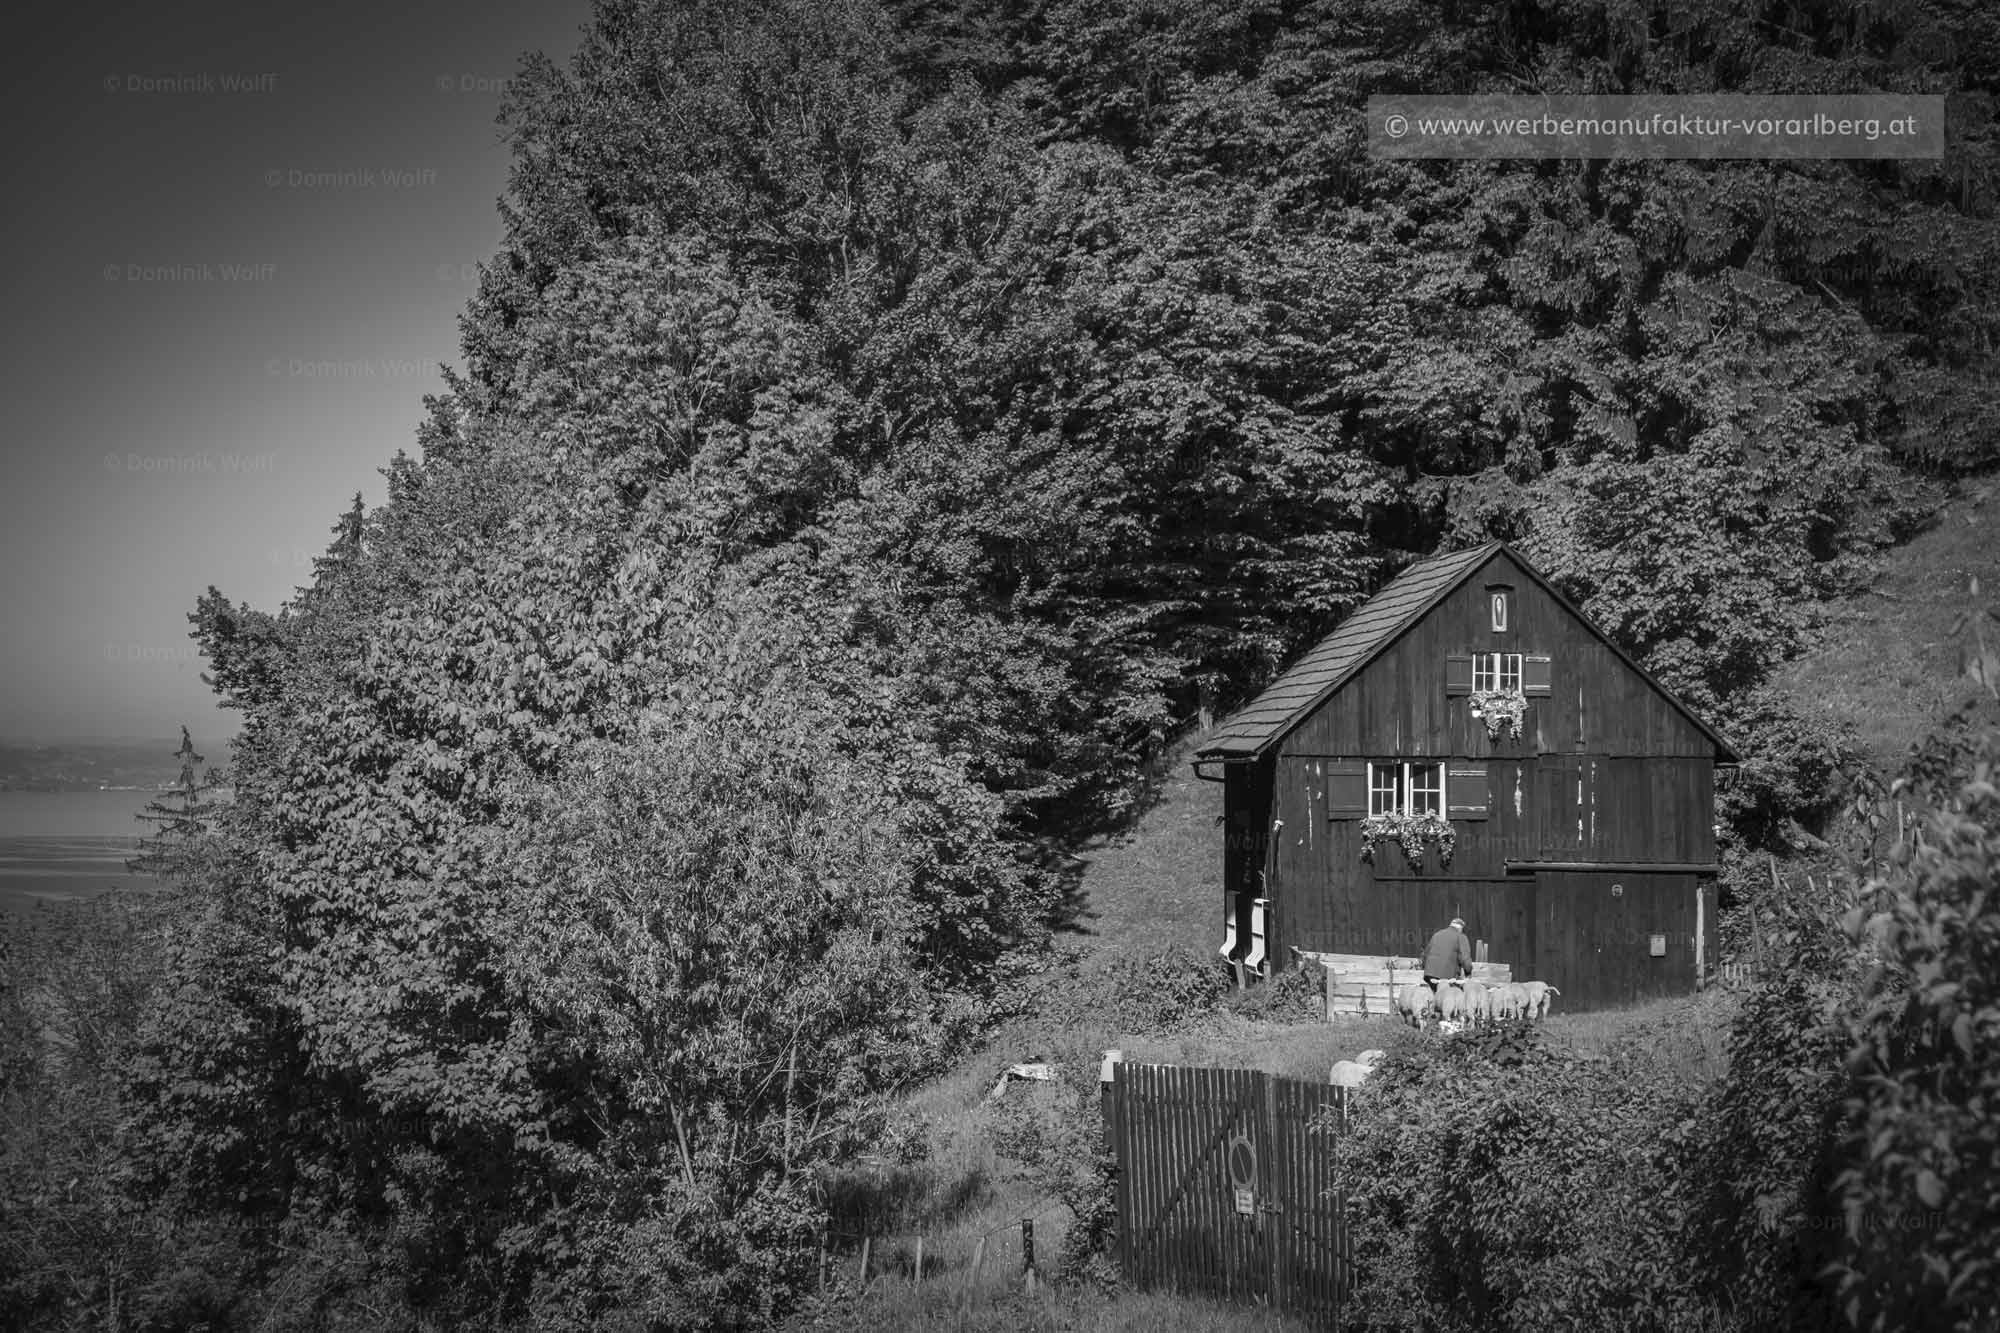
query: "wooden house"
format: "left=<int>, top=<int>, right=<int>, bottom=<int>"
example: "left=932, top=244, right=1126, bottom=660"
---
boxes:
left=1195, top=542, right=1737, bottom=1013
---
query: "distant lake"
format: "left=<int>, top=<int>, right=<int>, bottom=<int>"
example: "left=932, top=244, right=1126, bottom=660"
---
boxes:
left=0, top=789, right=166, bottom=914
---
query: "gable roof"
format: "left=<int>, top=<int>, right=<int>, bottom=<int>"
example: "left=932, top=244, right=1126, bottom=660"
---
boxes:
left=1196, top=541, right=1738, bottom=763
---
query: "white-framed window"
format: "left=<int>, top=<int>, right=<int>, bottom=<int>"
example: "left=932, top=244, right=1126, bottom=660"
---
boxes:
left=1369, top=761, right=1445, bottom=816
left=1472, top=652, right=1523, bottom=692
left=1369, top=763, right=1404, bottom=816
left=1410, top=763, right=1444, bottom=815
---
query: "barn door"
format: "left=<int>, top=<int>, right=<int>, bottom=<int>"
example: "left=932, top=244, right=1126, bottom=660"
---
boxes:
left=1534, top=870, right=1596, bottom=1008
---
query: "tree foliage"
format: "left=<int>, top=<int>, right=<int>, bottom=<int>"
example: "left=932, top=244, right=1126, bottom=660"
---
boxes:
left=125, top=726, right=226, bottom=879
left=17, top=0, right=1999, bottom=1324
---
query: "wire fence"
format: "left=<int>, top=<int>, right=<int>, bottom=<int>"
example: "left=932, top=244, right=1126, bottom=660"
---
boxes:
left=811, top=1199, right=1077, bottom=1296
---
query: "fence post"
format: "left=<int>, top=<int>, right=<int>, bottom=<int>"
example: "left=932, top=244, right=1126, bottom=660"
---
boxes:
left=965, top=1234, right=986, bottom=1303
left=1022, top=1218, right=1036, bottom=1295
left=1101, top=1049, right=1124, bottom=1282
left=1262, top=1070, right=1287, bottom=1312
left=913, top=1236, right=923, bottom=1288
left=856, top=1235, right=870, bottom=1289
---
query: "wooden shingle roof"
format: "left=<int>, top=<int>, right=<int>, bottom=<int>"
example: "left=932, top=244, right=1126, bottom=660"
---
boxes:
left=1197, top=543, right=1502, bottom=759
left=1196, top=540, right=1739, bottom=762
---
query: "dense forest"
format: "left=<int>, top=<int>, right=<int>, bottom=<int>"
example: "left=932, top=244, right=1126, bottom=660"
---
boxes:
left=4, top=0, right=1997, bottom=1328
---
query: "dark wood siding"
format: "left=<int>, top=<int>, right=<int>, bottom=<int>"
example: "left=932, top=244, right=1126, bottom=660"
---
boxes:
left=1259, top=551, right=1722, bottom=1010
left=1280, top=553, right=1716, bottom=761
left=1532, top=871, right=1700, bottom=1010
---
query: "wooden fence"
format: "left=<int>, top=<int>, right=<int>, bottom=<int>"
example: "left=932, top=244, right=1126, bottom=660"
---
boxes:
left=1101, top=1061, right=1349, bottom=1325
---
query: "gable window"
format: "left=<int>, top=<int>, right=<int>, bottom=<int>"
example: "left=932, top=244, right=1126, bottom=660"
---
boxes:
left=1369, top=761, right=1444, bottom=816
left=1473, top=652, right=1523, bottom=692
left=1491, top=592, right=1509, bottom=632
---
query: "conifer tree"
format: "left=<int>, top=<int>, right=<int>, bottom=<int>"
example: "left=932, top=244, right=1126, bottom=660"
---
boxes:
left=126, top=726, right=222, bottom=878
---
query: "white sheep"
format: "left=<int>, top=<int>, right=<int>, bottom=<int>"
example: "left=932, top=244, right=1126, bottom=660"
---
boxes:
left=1494, top=983, right=1531, bottom=1020
left=1520, top=981, right=1561, bottom=1019
left=1393, top=983, right=1433, bottom=1029
left=1459, top=980, right=1491, bottom=1024
left=1329, top=1049, right=1387, bottom=1087
left=1435, top=982, right=1470, bottom=1024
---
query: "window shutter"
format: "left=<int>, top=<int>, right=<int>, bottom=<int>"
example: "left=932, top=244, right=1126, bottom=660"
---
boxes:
left=1325, top=761, right=1368, bottom=818
left=1447, top=763, right=1490, bottom=820
left=1523, top=654, right=1553, bottom=697
left=1446, top=654, right=1473, bottom=696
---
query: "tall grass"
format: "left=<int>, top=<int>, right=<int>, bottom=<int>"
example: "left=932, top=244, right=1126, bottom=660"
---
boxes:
left=1537, top=987, right=1740, bottom=1085
left=791, top=1277, right=1319, bottom=1331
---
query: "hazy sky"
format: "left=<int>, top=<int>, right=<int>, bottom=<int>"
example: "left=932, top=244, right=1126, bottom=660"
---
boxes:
left=0, top=0, right=592, bottom=744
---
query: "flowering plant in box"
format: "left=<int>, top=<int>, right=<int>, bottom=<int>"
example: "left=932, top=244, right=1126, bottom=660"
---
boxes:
left=1468, top=687, right=1527, bottom=742
left=1359, top=811, right=1455, bottom=870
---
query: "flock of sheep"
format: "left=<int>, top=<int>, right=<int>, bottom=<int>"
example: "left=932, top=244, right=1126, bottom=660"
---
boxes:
left=1327, top=980, right=1563, bottom=1085
left=1397, top=978, right=1561, bottom=1027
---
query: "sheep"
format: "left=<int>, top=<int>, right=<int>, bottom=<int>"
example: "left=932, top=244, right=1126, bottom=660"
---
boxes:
left=1458, top=980, right=1491, bottom=1024
left=1494, top=983, right=1531, bottom=1020
left=1330, top=1048, right=1389, bottom=1085
left=1434, top=982, right=1470, bottom=1024
left=1329, top=1059, right=1375, bottom=1087
left=1520, top=981, right=1561, bottom=1019
left=1393, top=983, right=1433, bottom=1029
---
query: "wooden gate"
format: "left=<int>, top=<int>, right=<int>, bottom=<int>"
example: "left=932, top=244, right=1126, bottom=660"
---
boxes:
left=1102, top=1063, right=1347, bottom=1324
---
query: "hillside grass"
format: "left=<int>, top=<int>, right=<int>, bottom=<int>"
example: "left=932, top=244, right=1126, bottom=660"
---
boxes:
left=1772, top=478, right=2000, bottom=769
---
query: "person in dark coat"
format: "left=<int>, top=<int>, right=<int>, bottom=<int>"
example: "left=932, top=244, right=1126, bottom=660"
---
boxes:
left=1422, top=917, right=1473, bottom=992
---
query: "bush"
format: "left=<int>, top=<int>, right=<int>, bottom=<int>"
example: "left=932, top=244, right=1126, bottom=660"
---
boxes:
left=1670, top=975, right=1853, bottom=1332
left=1221, top=957, right=1326, bottom=1024
left=1027, top=944, right=1232, bottom=1042
left=1332, top=1022, right=1721, bottom=1332
left=988, top=1042, right=1120, bottom=1290
left=1827, top=727, right=2000, bottom=1331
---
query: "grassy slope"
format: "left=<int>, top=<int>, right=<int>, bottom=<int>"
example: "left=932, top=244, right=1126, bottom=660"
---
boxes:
left=1771, top=479, right=2000, bottom=769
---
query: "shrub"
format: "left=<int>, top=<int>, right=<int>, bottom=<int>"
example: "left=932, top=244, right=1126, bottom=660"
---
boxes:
left=1827, top=727, right=2000, bottom=1331
left=988, top=1042, right=1120, bottom=1290
left=1029, top=944, right=1232, bottom=1041
left=1332, top=1022, right=1720, bottom=1332
left=1221, top=957, right=1325, bottom=1024
left=1669, top=975, right=1853, bottom=1332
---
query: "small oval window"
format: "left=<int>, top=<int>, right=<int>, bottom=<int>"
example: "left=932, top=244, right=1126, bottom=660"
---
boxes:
left=1491, top=592, right=1508, bottom=632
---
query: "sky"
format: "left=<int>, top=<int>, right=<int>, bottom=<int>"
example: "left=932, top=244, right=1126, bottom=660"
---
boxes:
left=0, top=0, right=593, bottom=744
